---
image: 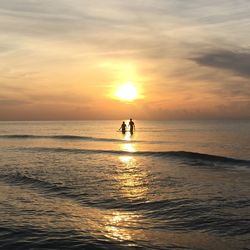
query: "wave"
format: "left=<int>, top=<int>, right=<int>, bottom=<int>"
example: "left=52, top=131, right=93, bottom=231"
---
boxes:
left=21, top=147, right=250, bottom=167
left=0, top=134, right=139, bottom=143
left=1, top=172, right=249, bottom=238
left=0, top=134, right=178, bottom=145
left=1, top=170, right=249, bottom=240
left=0, top=172, right=71, bottom=195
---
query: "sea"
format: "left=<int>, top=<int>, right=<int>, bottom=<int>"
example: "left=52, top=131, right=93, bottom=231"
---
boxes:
left=0, top=120, right=249, bottom=250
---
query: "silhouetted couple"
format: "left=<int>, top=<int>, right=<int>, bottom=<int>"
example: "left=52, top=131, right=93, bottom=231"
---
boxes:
left=119, top=119, right=135, bottom=134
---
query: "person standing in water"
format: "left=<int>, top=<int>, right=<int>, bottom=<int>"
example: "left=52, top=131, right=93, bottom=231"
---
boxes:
left=119, top=121, right=127, bottom=134
left=129, top=118, right=135, bottom=134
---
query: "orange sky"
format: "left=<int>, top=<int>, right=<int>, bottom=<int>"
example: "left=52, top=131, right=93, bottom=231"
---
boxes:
left=0, top=0, right=250, bottom=120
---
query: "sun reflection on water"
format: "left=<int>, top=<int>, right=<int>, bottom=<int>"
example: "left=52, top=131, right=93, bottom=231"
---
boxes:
left=122, top=143, right=136, bottom=153
left=117, top=151, right=149, bottom=201
left=103, top=211, right=140, bottom=242
left=124, top=132, right=132, bottom=141
left=102, top=154, right=150, bottom=242
left=119, top=155, right=134, bottom=164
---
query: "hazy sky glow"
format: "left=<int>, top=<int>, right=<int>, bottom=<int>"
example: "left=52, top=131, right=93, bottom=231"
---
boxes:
left=1, top=0, right=250, bottom=120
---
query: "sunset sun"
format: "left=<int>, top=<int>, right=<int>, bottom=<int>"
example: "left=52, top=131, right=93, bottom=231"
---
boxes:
left=115, top=82, right=138, bottom=102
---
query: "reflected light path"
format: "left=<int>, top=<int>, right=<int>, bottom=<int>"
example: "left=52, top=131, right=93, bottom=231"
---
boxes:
left=117, top=148, right=150, bottom=201
left=123, top=132, right=132, bottom=141
left=122, top=143, right=136, bottom=153
left=104, top=211, right=141, bottom=242
left=119, top=156, right=134, bottom=164
left=106, top=154, right=150, bottom=242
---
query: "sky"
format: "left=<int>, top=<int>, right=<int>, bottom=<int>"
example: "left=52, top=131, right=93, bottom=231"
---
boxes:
left=0, top=0, right=250, bottom=120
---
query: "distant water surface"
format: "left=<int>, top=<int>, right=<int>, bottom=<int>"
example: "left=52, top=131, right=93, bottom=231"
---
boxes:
left=0, top=120, right=249, bottom=249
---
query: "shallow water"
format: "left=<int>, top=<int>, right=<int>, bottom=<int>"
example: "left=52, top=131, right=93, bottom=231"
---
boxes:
left=0, top=120, right=249, bottom=249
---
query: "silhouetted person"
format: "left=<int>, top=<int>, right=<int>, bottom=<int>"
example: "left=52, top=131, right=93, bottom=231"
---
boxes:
left=119, top=121, right=127, bottom=134
left=129, top=118, right=135, bottom=134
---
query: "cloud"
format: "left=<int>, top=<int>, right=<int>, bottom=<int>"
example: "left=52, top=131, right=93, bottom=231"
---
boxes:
left=192, top=50, right=250, bottom=79
left=0, top=98, right=31, bottom=106
left=1, top=0, right=250, bottom=119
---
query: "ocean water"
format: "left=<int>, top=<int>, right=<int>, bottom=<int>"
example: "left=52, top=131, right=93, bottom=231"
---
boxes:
left=0, top=120, right=249, bottom=250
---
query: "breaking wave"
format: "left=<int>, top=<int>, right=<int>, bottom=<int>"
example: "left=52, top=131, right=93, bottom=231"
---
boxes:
left=0, top=134, right=138, bottom=143
left=19, top=147, right=250, bottom=167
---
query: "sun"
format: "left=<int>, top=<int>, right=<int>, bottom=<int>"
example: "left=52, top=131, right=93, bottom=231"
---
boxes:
left=115, top=82, right=138, bottom=102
